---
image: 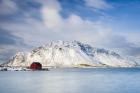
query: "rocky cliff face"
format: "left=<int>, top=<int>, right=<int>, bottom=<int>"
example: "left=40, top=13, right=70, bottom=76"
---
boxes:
left=5, top=41, right=137, bottom=67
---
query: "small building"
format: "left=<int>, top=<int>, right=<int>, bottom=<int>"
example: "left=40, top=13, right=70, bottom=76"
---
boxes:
left=30, top=62, right=42, bottom=70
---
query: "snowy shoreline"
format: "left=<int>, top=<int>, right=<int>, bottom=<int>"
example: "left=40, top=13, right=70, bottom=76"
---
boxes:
left=0, top=66, right=49, bottom=71
left=0, top=66, right=140, bottom=71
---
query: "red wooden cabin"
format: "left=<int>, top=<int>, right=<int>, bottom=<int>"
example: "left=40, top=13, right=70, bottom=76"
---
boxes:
left=30, top=62, right=42, bottom=70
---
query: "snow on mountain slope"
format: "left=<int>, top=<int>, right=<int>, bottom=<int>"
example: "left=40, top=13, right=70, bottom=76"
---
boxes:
left=5, top=40, right=137, bottom=67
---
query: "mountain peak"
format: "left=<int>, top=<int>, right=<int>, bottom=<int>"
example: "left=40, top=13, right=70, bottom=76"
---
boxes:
left=44, top=40, right=83, bottom=48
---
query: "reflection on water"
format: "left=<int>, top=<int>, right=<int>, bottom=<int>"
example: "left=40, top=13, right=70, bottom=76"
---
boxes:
left=0, top=68, right=140, bottom=93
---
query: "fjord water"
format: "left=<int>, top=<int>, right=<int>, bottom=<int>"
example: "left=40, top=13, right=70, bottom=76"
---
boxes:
left=0, top=68, right=140, bottom=93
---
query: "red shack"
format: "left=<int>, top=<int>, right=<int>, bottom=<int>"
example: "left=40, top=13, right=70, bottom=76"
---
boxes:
left=30, top=62, right=42, bottom=70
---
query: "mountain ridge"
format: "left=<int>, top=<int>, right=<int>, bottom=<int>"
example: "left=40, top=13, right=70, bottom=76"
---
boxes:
left=4, top=40, right=138, bottom=67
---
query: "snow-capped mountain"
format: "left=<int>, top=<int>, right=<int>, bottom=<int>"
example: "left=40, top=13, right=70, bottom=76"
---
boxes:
left=5, top=41, right=138, bottom=67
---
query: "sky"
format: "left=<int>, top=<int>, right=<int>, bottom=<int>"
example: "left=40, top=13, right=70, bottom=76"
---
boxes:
left=0, top=0, right=140, bottom=63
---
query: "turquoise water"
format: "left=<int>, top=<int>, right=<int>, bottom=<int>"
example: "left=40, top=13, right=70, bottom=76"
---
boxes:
left=0, top=68, right=140, bottom=93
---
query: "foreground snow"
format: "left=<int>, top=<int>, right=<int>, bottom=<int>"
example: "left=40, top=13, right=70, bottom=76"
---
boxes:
left=4, top=40, right=138, bottom=67
left=0, top=67, right=31, bottom=71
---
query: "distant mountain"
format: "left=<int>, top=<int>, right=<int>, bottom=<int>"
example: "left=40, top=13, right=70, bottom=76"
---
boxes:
left=4, top=40, right=138, bottom=67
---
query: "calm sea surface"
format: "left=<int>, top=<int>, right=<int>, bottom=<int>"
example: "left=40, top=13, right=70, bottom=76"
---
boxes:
left=0, top=68, right=140, bottom=93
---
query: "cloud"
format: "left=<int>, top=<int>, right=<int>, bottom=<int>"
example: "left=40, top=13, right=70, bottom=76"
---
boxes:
left=0, top=29, right=18, bottom=45
left=0, top=28, right=26, bottom=52
left=41, top=0, right=112, bottom=44
left=100, top=34, right=140, bottom=57
left=0, top=0, right=18, bottom=15
left=0, top=0, right=112, bottom=46
left=84, top=0, right=112, bottom=10
left=0, top=28, right=29, bottom=63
